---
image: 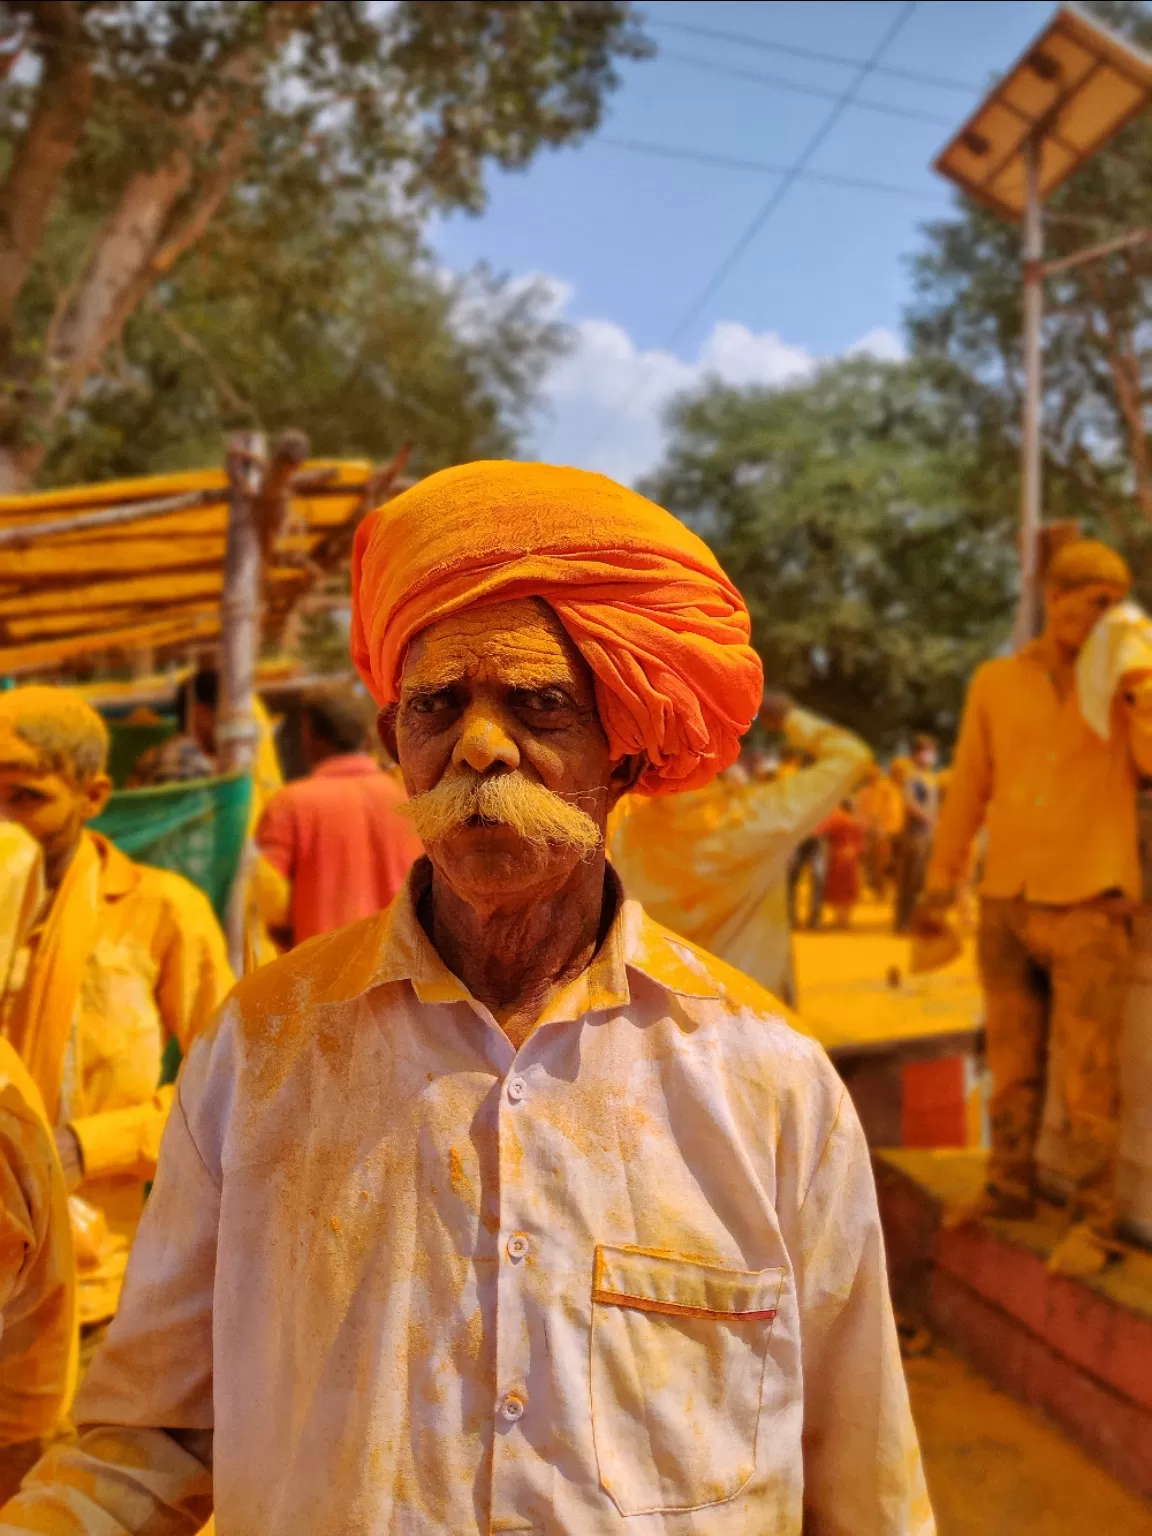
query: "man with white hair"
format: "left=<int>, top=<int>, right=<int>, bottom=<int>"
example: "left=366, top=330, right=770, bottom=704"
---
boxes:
left=3, top=462, right=932, bottom=1534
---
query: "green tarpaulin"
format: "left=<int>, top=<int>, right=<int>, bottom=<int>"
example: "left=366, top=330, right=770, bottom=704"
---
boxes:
left=92, top=773, right=251, bottom=925
left=92, top=773, right=251, bottom=1090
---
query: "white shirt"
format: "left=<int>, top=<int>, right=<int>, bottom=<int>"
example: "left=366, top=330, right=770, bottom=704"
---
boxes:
left=2, top=867, right=933, bottom=1536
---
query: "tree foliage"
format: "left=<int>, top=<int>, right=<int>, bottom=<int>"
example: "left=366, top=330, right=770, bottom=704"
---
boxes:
left=642, top=358, right=1019, bottom=749
left=0, top=0, right=650, bottom=487
left=40, top=219, right=567, bottom=485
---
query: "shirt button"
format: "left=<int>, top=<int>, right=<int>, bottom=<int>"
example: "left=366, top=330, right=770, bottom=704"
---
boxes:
left=507, top=1232, right=529, bottom=1262
left=499, top=1392, right=526, bottom=1423
left=507, top=1075, right=527, bottom=1103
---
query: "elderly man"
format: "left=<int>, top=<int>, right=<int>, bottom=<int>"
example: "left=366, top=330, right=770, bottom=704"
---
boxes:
left=3, top=464, right=932, bottom=1535
left=0, top=688, right=233, bottom=1361
left=916, top=540, right=1152, bottom=1276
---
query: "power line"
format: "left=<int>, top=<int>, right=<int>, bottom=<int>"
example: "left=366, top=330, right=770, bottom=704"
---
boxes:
left=661, top=48, right=954, bottom=129
left=651, top=16, right=980, bottom=95
left=599, top=134, right=946, bottom=203
left=665, top=1, right=923, bottom=351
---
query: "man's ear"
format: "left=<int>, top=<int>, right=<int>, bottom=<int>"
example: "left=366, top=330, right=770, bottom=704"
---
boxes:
left=607, top=753, right=645, bottom=808
left=377, top=705, right=399, bottom=765
left=80, top=773, right=113, bottom=824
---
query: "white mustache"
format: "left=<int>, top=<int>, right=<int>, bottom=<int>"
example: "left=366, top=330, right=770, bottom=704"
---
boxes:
left=397, top=770, right=602, bottom=856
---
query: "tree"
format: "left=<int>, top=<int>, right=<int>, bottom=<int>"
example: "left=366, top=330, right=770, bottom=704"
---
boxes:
left=39, top=217, right=568, bottom=485
left=0, top=0, right=650, bottom=489
left=907, top=0, right=1152, bottom=566
left=641, top=358, right=1019, bottom=749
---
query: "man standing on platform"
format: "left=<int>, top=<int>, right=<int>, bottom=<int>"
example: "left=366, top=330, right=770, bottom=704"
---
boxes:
left=914, top=541, right=1152, bottom=1276
left=0, top=688, right=234, bottom=1364
left=2, top=463, right=931, bottom=1536
left=256, top=684, right=422, bottom=945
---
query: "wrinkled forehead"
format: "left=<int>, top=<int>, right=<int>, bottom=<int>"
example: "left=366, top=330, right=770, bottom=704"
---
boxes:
left=400, top=597, right=596, bottom=696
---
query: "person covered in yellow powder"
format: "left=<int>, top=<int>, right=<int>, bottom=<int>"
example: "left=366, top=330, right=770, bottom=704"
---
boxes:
left=893, top=734, right=939, bottom=934
left=0, top=825, right=75, bottom=1503
left=914, top=541, right=1152, bottom=1277
left=610, top=692, right=871, bottom=1005
left=0, top=687, right=234, bottom=1367
left=2, top=463, right=932, bottom=1535
left=857, top=762, right=905, bottom=899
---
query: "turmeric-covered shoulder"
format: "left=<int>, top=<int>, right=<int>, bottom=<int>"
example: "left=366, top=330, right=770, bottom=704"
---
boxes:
left=967, top=654, right=1020, bottom=702
left=226, top=910, right=391, bottom=1031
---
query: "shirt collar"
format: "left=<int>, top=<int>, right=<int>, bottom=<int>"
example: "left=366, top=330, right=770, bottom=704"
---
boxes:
left=312, top=754, right=383, bottom=779
left=87, top=830, right=141, bottom=901
left=314, top=859, right=723, bottom=1015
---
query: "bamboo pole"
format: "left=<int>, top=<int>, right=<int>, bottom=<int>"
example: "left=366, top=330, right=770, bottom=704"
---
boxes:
left=219, top=431, right=266, bottom=975
left=217, top=431, right=266, bottom=778
left=0, top=487, right=223, bottom=546
left=218, top=429, right=311, bottom=973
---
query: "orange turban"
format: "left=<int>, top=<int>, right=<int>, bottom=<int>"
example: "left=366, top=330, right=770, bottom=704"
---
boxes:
left=351, top=460, right=763, bottom=794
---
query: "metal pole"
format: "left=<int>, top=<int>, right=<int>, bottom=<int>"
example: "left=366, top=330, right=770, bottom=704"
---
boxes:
left=1015, top=136, right=1044, bottom=647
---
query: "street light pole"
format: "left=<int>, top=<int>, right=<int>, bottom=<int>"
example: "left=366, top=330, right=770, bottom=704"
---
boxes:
left=1016, top=135, right=1044, bottom=648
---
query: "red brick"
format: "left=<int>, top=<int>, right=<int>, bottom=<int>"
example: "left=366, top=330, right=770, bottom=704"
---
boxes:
left=935, top=1224, right=1050, bottom=1336
left=1104, top=1309, right=1152, bottom=1414
left=1042, top=1275, right=1118, bottom=1387
left=926, top=1271, right=1033, bottom=1399
left=902, top=1058, right=967, bottom=1148
left=1022, top=1342, right=1143, bottom=1492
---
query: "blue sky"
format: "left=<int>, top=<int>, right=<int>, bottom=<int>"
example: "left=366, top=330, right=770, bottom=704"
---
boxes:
left=431, top=0, right=1054, bottom=483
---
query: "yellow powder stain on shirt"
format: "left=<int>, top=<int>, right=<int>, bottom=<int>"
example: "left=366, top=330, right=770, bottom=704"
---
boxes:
left=448, top=1147, right=471, bottom=1202
left=330, top=1216, right=342, bottom=1234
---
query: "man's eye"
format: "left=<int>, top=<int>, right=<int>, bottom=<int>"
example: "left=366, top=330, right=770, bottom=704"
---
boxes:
left=409, top=692, right=454, bottom=715
left=524, top=690, right=567, bottom=711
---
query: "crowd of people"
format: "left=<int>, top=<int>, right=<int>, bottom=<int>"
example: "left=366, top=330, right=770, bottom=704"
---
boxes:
left=0, top=455, right=1148, bottom=1531
left=775, top=732, right=945, bottom=938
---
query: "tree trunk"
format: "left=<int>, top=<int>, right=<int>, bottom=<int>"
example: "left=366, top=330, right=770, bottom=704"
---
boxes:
left=1106, top=342, right=1152, bottom=524
left=0, top=1, right=317, bottom=493
left=0, top=3, right=94, bottom=354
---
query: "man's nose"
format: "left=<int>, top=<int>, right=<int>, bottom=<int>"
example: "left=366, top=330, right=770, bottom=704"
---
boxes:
left=452, top=707, right=521, bottom=774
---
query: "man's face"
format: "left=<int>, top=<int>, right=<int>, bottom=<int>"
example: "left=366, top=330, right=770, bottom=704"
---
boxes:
left=914, top=745, right=937, bottom=770
left=388, top=598, right=626, bottom=910
left=0, top=730, right=110, bottom=870
left=1045, top=581, right=1126, bottom=655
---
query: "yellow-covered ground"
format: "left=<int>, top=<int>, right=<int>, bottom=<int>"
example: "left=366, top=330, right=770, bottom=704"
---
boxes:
left=793, top=903, right=983, bottom=1053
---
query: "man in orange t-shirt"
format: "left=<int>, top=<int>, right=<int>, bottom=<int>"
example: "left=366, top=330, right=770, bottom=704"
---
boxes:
left=257, top=685, right=422, bottom=946
left=914, top=541, right=1152, bottom=1275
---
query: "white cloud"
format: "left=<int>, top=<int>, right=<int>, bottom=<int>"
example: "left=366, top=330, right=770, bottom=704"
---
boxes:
left=526, top=282, right=906, bottom=486
left=846, top=326, right=907, bottom=363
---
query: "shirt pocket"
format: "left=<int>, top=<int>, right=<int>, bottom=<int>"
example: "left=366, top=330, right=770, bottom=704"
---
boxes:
left=590, top=1242, right=784, bottom=1517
